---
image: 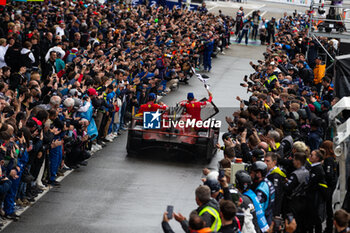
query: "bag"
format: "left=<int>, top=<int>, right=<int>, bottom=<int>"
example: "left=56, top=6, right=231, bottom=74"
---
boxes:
left=21, top=168, right=35, bottom=183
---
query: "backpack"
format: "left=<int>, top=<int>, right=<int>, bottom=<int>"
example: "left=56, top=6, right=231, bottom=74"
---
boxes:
left=21, top=51, right=33, bottom=69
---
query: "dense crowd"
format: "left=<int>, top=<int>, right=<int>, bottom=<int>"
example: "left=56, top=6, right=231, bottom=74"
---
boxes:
left=162, top=7, right=350, bottom=233
left=0, top=0, right=238, bottom=224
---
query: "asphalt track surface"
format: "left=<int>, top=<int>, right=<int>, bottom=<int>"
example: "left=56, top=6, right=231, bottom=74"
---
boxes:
left=1, top=3, right=281, bottom=232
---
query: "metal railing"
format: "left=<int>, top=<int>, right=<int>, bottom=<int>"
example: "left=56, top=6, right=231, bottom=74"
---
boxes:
left=308, top=0, right=350, bottom=37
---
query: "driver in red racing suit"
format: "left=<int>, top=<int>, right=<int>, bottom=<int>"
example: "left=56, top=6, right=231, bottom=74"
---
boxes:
left=180, top=90, right=213, bottom=121
left=138, top=93, right=167, bottom=114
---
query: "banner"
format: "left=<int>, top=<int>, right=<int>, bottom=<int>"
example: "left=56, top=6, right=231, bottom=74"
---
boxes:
left=138, top=0, right=198, bottom=10
left=267, top=0, right=311, bottom=6
left=0, top=0, right=5, bottom=5
left=335, top=55, right=350, bottom=99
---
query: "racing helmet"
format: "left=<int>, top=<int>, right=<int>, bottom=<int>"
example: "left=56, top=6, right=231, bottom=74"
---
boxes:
left=187, top=92, right=194, bottom=101
left=251, top=161, right=268, bottom=177
left=235, top=170, right=252, bottom=191
left=149, top=93, right=156, bottom=101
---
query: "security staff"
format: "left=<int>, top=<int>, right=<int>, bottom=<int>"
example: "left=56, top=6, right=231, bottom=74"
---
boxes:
left=263, top=65, right=278, bottom=91
left=284, top=152, right=309, bottom=233
left=180, top=89, right=212, bottom=121
left=305, top=149, right=328, bottom=233
left=174, top=185, right=222, bottom=232
left=137, top=93, right=167, bottom=114
left=236, top=170, right=268, bottom=233
left=265, top=152, right=286, bottom=219
left=250, top=161, right=275, bottom=226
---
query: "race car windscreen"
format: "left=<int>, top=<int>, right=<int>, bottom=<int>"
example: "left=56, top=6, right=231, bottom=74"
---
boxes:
left=200, top=98, right=219, bottom=121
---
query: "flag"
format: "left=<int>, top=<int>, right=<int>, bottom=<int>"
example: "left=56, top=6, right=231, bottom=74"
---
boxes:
left=0, top=0, right=5, bottom=5
left=191, top=67, right=211, bottom=90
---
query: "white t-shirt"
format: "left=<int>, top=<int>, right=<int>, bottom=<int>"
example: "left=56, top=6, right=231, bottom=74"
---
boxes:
left=56, top=26, right=65, bottom=37
left=0, top=45, right=9, bottom=68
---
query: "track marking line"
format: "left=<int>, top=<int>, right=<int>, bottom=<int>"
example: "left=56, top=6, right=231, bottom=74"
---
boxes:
left=208, top=5, right=217, bottom=11
left=0, top=169, right=75, bottom=231
left=244, top=9, right=254, bottom=18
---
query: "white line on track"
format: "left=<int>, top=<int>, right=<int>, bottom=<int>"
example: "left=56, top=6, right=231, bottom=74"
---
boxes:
left=0, top=170, right=75, bottom=231
left=208, top=5, right=217, bottom=11
left=244, top=9, right=254, bottom=18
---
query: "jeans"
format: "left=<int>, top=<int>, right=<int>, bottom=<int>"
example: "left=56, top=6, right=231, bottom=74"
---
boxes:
left=252, top=25, right=259, bottom=40
left=238, top=29, right=249, bottom=45
left=4, top=173, right=22, bottom=215
left=49, top=147, right=62, bottom=182
left=267, top=30, right=275, bottom=44
left=203, top=52, right=212, bottom=71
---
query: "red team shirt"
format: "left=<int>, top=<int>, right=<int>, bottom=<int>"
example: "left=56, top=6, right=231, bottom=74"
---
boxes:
left=180, top=96, right=212, bottom=121
left=138, top=101, right=167, bottom=114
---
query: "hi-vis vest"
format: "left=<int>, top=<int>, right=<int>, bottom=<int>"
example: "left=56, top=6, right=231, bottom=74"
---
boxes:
left=244, top=189, right=269, bottom=232
left=268, top=142, right=281, bottom=152
left=264, top=75, right=277, bottom=88
left=270, top=166, right=286, bottom=178
left=198, top=206, right=222, bottom=232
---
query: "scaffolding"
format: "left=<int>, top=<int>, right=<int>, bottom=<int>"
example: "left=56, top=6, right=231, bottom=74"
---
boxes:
left=309, top=0, right=350, bottom=40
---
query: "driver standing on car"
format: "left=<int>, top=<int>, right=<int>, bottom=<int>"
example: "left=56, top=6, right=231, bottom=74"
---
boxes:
left=137, top=93, right=167, bottom=114
left=180, top=90, right=213, bottom=121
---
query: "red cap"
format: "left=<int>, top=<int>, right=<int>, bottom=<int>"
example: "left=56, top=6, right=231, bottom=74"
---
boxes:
left=59, top=20, right=64, bottom=24
left=308, top=104, right=316, bottom=112
left=87, top=88, right=98, bottom=96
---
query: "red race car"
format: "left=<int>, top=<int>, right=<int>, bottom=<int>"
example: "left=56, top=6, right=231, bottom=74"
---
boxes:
left=126, top=99, right=220, bottom=162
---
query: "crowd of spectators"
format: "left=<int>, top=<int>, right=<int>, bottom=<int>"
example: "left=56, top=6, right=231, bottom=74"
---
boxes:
left=162, top=8, right=350, bottom=233
left=0, top=0, right=238, bottom=225
left=0, top=0, right=348, bottom=231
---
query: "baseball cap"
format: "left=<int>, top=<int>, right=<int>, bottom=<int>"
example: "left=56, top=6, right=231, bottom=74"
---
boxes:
left=204, top=179, right=221, bottom=194
left=71, top=48, right=78, bottom=53
left=282, top=79, right=291, bottom=85
left=321, top=100, right=330, bottom=108
left=87, top=88, right=98, bottom=96
left=308, top=104, right=316, bottom=112
left=249, top=96, right=258, bottom=102
left=251, top=149, right=265, bottom=160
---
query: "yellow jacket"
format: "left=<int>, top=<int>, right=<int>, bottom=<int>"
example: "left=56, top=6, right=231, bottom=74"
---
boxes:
left=314, top=63, right=326, bottom=84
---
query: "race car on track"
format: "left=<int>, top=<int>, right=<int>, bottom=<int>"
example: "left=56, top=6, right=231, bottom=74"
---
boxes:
left=126, top=99, right=220, bottom=162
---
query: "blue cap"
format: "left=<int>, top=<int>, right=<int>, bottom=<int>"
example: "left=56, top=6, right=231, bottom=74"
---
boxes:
left=187, top=92, right=194, bottom=100
left=282, top=79, right=291, bottom=85
left=149, top=93, right=156, bottom=100
left=321, top=100, right=330, bottom=108
left=302, top=86, right=310, bottom=92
